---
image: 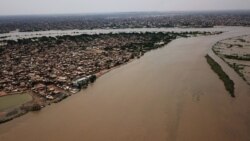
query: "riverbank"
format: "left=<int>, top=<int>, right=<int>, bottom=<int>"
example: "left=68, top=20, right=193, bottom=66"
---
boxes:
left=0, top=46, right=143, bottom=124
left=0, top=31, right=222, bottom=124
left=0, top=57, right=131, bottom=123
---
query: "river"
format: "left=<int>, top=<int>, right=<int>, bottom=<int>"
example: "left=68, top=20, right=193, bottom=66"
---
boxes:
left=0, top=26, right=234, bottom=41
left=0, top=27, right=250, bottom=141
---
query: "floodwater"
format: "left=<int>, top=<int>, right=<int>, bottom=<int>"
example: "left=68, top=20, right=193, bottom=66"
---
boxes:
left=0, top=26, right=231, bottom=41
left=0, top=94, right=32, bottom=111
left=0, top=27, right=250, bottom=141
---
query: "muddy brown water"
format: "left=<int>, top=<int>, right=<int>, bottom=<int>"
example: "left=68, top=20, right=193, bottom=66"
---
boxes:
left=0, top=27, right=250, bottom=141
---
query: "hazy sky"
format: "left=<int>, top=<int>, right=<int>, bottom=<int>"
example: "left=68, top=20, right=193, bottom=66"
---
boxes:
left=0, top=0, right=250, bottom=15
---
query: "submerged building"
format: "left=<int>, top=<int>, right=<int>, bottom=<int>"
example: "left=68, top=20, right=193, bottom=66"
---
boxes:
left=72, top=75, right=97, bottom=88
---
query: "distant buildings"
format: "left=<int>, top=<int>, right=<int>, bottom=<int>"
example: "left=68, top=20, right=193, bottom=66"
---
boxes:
left=0, top=11, right=250, bottom=33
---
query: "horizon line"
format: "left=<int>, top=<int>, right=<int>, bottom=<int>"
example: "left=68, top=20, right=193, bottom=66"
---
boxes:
left=0, top=9, right=250, bottom=17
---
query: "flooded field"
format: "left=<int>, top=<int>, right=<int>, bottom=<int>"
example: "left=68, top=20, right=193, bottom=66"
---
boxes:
left=0, top=94, right=32, bottom=111
left=0, top=27, right=250, bottom=141
left=213, top=35, right=250, bottom=84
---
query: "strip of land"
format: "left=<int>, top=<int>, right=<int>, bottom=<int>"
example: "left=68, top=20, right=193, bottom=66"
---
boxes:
left=205, top=55, right=235, bottom=97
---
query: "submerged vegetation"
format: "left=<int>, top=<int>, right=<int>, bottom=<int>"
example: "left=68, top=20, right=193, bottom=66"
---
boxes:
left=205, top=55, right=235, bottom=97
left=229, top=63, right=247, bottom=82
left=224, top=54, right=250, bottom=61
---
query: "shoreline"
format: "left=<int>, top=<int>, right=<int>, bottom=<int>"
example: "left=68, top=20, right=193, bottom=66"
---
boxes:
left=0, top=31, right=221, bottom=124
left=0, top=44, right=159, bottom=124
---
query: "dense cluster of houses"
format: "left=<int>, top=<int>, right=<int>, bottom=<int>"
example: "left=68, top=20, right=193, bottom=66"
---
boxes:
left=0, top=33, right=172, bottom=100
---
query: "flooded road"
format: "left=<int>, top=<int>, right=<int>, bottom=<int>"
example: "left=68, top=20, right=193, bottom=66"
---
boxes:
left=0, top=27, right=250, bottom=141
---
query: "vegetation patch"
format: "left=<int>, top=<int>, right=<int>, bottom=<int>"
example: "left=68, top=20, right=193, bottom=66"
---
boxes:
left=224, top=54, right=250, bottom=61
left=205, top=55, right=235, bottom=97
left=229, top=63, right=247, bottom=81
